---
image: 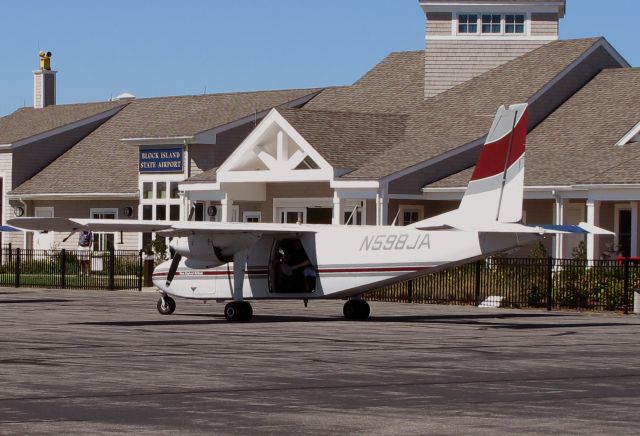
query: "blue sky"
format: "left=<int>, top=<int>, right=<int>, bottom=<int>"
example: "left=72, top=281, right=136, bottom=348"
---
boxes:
left=1, top=0, right=637, bottom=116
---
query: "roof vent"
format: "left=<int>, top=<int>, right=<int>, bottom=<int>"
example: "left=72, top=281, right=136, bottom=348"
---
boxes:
left=114, top=92, right=136, bottom=101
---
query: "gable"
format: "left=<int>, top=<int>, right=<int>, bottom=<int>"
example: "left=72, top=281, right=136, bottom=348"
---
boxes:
left=217, top=109, right=334, bottom=183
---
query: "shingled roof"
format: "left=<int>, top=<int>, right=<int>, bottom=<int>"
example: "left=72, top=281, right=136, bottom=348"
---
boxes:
left=304, top=50, right=425, bottom=114
left=278, top=108, right=407, bottom=171
left=9, top=88, right=323, bottom=196
left=342, top=38, right=612, bottom=180
left=0, top=100, right=127, bottom=145
left=429, top=67, right=640, bottom=189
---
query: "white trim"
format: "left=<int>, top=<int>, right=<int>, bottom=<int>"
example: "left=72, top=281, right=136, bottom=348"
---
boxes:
left=217, top=109, right=335, bottom=183
left=528, top=38, right=630, bottom=108
left=0, top=105, right=125, bottom=150
left=330, top=180, right=379, bottom=189
left=382, top=137, right=485, bottom=185
left=121, top=136, right=194, bottom=146
left=7, top=192, right=138, bottom=200
left=616, top=120, right=640, bottom=146
left=427, top=35, right=556, bottom=41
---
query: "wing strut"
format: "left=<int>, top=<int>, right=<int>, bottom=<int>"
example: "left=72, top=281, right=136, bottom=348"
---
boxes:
left=232, top=249, right=248, bottom=302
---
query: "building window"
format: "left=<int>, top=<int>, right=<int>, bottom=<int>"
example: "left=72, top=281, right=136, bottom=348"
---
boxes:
left=143, top=182, right=153, bottom=199
left=91, top=209, right=117, bottom=251
left=481, top=14, right=501, bottom=34
left=458, top=14, right=478, bottom=34
left=243, top=211, right=261, bottom=223
left=140, top=179, right=183, bottom=223
left=398, top=206, right=424, bottom=226
left=505, top=14, right=525, bottom=34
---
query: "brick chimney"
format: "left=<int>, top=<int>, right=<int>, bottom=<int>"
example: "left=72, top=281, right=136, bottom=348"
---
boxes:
left=33, top=50, right=56, bottom=108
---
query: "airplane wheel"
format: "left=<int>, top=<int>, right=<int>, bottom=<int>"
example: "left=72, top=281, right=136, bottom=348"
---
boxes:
left=358, top=300, right=370, bottom=319
left=224, top=301, right=252, bottom=322
left=224, top=302, right=239, bottom=321
left=157, top=296, right=176, bottom=315
left=241, top=301, right=253, bottom=321
left=343, top=300, right=369, bottom=320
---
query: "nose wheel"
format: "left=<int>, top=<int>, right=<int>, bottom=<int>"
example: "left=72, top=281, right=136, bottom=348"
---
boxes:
left=224, top=301, right=253, bottom=322
left=157, top=295, right=176, bottom=315
left=343, top=299, right=370, bottom=320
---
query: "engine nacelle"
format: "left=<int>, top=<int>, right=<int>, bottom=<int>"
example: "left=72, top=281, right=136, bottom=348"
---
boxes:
left=169, top=234, right=257, bottom=264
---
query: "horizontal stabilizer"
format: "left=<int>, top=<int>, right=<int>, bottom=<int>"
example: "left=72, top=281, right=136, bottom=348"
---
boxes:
left=415, top=218, right=613, bottom=235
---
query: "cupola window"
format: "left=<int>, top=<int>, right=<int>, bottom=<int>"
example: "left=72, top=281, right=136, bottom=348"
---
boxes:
left=505, top=14, right=525, bottom=34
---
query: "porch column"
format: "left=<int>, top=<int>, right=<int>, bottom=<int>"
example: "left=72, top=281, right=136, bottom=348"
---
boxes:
left=553, top=197, right=564, bottom=258
left=586, top=199, right=600, bottom=260
left=375, top=191, right=389, bottom=226
left=220, top=194, right=233, bottom=223
left=332, top=192, right=344, bottom=225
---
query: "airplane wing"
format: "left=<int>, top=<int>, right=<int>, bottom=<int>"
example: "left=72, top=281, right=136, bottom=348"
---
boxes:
left=8, top=217, right=317, bottom=236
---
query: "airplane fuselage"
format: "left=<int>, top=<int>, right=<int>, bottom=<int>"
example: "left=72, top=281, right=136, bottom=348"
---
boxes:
left=153, top=225, right=540, bottom=301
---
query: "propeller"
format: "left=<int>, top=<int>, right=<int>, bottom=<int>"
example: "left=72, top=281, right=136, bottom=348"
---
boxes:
left=165, top=253, right=182, bottom=287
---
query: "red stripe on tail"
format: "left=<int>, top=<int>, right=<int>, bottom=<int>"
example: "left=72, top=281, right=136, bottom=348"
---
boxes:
left=471, top=108, right=528, bottom=181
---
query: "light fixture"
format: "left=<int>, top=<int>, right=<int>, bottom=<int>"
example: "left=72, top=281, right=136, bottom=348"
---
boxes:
left=13, top=206, right=24, bottom=217
left=207, top=205, right=217, bottom=217
left=124, top=206, right=134, bottom=217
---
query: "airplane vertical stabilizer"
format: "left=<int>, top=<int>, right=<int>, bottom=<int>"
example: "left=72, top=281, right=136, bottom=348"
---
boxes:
left=413, top=103, right=528, bottom=230
left=459, top=103, right=528, bottom=224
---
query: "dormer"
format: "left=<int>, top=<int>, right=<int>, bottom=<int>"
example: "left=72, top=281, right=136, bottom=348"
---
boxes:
left=419, top=0, right=566, bottom=98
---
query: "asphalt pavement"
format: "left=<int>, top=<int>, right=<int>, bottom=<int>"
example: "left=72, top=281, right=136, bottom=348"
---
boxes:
left=1, top=288, right=640, bottom=435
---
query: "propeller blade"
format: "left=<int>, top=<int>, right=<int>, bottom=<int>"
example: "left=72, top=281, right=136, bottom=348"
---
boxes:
left=166, top=253, right=182, bottom=287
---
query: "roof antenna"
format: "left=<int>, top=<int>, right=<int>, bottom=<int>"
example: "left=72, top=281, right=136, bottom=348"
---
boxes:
left=203, top=86, right=207, bottom=95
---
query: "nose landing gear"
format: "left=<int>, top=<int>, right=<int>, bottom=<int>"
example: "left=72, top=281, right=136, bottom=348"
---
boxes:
left=157, top=295, right=176, bottom=315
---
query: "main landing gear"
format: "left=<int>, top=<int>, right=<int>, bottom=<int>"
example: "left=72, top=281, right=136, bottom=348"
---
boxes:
left=224, top=301, right=253, bottom=322
left=157, top=295, right=176, bottom=315
left=343, top=299, right=370, bottom=320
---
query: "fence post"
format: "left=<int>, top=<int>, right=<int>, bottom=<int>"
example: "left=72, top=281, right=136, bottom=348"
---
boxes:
left=8, top=243, right=12, bottom=264
left=407, top=279, right=413, bottom=304
left=474, top=260, right=482, bottom=306
left=137, top=250, right=143, bottom=292
left=60, top=249, right=66, bottom=289
left=623, top=258, right=630, bottom=315
left=546, top=256, right=554, bottom=311
left=15, top=248, right=20, bottom=288
left=108, top=248, right=115, bottom=290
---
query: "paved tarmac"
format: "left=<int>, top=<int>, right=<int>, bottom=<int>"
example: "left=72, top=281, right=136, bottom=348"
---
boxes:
left=1, top=288, right=640, bottom=435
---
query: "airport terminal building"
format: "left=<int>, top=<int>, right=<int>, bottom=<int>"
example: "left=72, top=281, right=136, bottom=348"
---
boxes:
left=3, top=0, right=640, bottom=261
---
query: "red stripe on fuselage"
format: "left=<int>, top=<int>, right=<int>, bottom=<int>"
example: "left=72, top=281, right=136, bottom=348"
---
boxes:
left=152, top=266, right=427, bottom=278
left=471, top=108, right=528, bottom=181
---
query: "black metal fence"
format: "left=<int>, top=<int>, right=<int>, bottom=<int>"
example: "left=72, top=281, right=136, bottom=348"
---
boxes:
left=0, top=245, right=143, bottom=291
left=366, top=257, right=640, bottom=314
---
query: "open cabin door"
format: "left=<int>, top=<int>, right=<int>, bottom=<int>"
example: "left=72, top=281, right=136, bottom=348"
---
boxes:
left=269, top=238, right=317, bottom=293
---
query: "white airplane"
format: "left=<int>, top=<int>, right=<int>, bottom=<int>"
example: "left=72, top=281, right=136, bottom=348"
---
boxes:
left=10, top=103, right=610, bottom=321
